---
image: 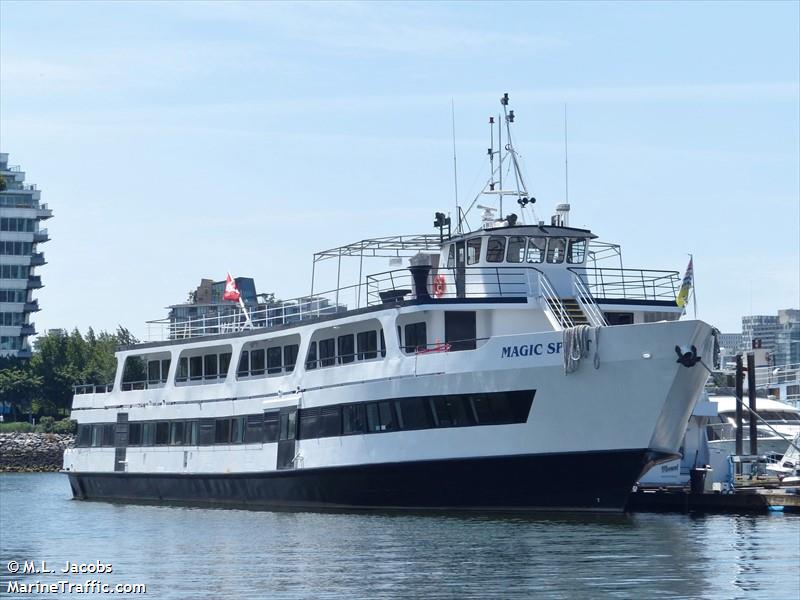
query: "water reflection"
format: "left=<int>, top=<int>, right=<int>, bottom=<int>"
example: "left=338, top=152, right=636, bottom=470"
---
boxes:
left=1, top=474, right=797, bottom=599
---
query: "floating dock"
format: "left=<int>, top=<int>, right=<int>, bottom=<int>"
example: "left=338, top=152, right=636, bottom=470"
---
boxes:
left=627, top=488, right=800, bottom=514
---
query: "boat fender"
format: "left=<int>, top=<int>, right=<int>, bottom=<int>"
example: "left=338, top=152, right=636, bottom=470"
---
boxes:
left=433, top=275, right=447, bottom=298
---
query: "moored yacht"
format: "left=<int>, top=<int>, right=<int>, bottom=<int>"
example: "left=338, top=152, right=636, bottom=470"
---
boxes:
left=63, top=95, right=714, bottom=512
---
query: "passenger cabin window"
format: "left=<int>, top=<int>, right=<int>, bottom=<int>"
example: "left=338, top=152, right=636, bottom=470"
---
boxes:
left=121, top=355, right=147, bottom=390
left=567, top=238, right=586, bottom=264
left=284, top=344, right=299, bottom=372
left=546, top=238, right=566, bottom=263
left=267, top=347, right=282, bottom=374
left=319, top=338, right=336, bottom=367
left=467, top=238, right=482, bottom=265
left=147, top=359, right=170, bottom=385
left=176, top=347, right=232, bottom=384
left=404, top=322, right=427, bottom=353
left=366, top=401, right=398, bottom=432
left=506, top=236, right=526, bottom=263
left=526, top=237, right=546, bottom=263
left=338, top=334, right=355, bottom=364
left=486, top=236, right=506, bottom=263
left=91, top=391, right=535, bottom=448
left=357, top=331, right=378, bottom=360
left=238, top=339, right=297, bottom=378
left=305, top=342, right=318, bottom=370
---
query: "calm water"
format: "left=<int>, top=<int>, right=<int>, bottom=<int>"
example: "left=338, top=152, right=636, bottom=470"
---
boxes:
left=1, top=474, right=798, bottom=599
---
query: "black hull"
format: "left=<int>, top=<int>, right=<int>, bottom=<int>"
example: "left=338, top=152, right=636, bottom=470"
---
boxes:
left=66, top=449, right=659, bottom=513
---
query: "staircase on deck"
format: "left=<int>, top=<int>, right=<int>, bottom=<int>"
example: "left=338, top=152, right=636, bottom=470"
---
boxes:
left=546, top=297, right=590, bottom=328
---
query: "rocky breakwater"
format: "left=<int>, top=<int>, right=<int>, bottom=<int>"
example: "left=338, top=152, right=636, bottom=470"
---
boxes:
left=0, top=433, right=75, bottom=472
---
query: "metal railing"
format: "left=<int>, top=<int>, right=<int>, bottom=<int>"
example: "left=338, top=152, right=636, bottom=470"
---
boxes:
left=146, top=284, right=360, bottom=341
left=365, top=266, right=534, bottom=305
left=568, top=267, right=680, bottom=302
left=571, top=272, right=608, bottom=327
left=537, top=272, right=573, bottom=329
left=73, top=383, right=114, bottom=394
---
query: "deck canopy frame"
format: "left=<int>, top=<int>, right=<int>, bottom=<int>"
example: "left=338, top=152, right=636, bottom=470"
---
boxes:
left=311, top=234, right=444, bottom=308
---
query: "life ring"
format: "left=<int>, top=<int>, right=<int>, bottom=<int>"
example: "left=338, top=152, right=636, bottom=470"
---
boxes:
left=433, top=274, right=447, bottom=298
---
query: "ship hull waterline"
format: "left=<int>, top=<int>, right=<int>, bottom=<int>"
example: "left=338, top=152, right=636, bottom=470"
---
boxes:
left=66, top=448, right=672, bottom=513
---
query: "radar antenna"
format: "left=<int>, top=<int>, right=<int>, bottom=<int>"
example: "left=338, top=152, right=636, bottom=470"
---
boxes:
left=460, top=93, right=536, bottom=231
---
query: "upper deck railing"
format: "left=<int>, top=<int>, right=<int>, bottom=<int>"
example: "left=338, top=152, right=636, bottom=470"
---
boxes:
left=568, top=267, right=680, bottom=303
left=365, top=266, right=534, bottom=304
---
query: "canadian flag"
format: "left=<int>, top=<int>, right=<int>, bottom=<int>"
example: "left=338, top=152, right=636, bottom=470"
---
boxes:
left=223, top=273, right=241, bottom=302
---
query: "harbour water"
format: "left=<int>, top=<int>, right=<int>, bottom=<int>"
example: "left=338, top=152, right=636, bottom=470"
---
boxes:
left=1, top=473, right=798, bottom=599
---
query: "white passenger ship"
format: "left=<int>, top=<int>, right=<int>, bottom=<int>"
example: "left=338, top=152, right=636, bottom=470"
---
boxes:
left=63, top=96, right=714, bottom=512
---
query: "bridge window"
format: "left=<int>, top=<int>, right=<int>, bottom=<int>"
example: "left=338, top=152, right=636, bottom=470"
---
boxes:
left=486, top=236, right=506, bottom=263
left=567, top=238, right=586, bottom=264
left=546, top=237, right=566, bottom=263
left=467, top=238, right=482, bottom=265
left=446, top=244, right=455, bottom=268
left=506, top=236, right=526, bottom=263
left=526, top=237, right=546, bottom=263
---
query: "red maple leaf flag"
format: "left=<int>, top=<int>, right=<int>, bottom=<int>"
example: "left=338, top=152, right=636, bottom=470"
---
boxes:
left=223, top=273, right=241, bottom=302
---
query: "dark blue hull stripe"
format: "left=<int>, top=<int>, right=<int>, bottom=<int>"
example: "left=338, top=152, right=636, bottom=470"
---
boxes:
left=67, top=449, right=659, bottom=512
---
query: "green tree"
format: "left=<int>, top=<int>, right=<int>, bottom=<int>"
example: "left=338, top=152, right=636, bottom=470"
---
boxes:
left=0, top=367, right=42, bottom=421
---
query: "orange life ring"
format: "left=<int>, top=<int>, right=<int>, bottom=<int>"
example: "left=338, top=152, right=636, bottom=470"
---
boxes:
left=433, top=274, right=447, bottom=298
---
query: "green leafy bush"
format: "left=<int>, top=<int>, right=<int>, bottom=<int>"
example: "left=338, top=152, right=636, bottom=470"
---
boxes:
left=0, top=422, right=35, bottom=433
left=52, top=418, right=77, bottom=434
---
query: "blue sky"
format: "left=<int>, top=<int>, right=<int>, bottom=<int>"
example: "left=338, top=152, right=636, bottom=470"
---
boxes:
left=1, top=0, right=798, bottom=338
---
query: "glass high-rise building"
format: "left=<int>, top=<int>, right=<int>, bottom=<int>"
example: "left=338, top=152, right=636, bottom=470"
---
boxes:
left=0, top=153, right=52, bottom=358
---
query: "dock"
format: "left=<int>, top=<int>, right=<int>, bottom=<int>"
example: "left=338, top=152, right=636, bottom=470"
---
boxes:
left=627, top=488, right=800, bottom=514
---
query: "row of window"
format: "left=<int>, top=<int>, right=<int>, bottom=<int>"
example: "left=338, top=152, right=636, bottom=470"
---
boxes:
left=447, top=236, right=586, bottom=266
left=0, top=336, right=23, bottom=350
left=0, top=241, right=34, bottom=256
left=487, top=236, right=586, bottom=265
left=0, top=194, right=38, bottom=208
left=0, top=289, right=28, bottom=303
left=120, top=328, right=400, bottom=389
left=75, top=391, right=535, bottom=448
left=239, top=343, right=299, bottom=377
left=0, top=218, right=36, bottom=232
left=305, top=330, right=386, bottom=369
left=0, top=312, right=25, bottom=326
left=0, top=265, right=29, bottom=279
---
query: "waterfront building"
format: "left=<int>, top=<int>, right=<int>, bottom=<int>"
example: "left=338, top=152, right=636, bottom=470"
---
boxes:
left=0, top=153, right=52, bottom=358
left=774, top=309, right=800, bottom=366
left=162, top=277, right=345, bottom=339
left=717, top=332, right=743, bottom=367
left=741, top=314, right=780, bottom=355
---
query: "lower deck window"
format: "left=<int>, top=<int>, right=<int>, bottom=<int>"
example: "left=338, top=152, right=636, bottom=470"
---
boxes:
left=366, top=401, right=397, bottom=432
left=215, top=419, right=231, bottom=444
left=84, top=391, right=534, bottom=449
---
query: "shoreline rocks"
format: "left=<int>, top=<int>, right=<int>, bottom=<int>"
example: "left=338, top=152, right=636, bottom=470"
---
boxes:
left=0, top=433, right=75, bottom=472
